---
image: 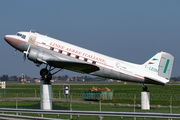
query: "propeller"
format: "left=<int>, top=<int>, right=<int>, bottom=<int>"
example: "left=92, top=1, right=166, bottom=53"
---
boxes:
left=23, top=43, right=31, bottom=61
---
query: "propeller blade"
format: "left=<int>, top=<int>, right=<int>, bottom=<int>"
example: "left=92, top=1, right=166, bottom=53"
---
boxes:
left=23, top=53, right=26, bottom=61
left=23, top=43, right=31, bottom=61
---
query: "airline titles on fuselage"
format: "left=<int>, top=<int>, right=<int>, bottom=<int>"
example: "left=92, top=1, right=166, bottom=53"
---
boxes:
left=50, top=42, right=106, bottom=63
left=145, top=65, right=158, bottom=73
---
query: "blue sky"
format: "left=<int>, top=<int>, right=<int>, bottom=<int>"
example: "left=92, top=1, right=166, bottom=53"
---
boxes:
left=0, top=0, right=180, bottom=78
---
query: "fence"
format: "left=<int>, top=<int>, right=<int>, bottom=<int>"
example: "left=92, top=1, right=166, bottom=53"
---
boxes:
left=0, top=92, right=180, bottom=108
left=0, top=92, right=180, bottom=119
left=0, top=92, right=180, bottom=101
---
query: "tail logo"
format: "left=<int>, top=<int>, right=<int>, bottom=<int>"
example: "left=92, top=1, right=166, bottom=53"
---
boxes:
left=145, top=58, right=159, bottom=73
left=148, top=58, right=158, bottom=65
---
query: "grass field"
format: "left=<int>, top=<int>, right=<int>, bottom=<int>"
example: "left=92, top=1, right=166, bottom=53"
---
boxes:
left=1, top=82, right=180, bottom=120
left=4, top=82, right=180, bottom=94
left=3, top=82, right=180, bottom=104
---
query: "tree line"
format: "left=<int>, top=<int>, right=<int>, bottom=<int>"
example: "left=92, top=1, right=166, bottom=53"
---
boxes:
left=0, top=74, right=107, bottom=81
left=171, top=76, right=180, bottom=81
left=1, top=74, right=178, bottom=82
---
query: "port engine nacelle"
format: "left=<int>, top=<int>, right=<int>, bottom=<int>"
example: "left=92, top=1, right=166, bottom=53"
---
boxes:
left=28, top=48, right=54, bottom=63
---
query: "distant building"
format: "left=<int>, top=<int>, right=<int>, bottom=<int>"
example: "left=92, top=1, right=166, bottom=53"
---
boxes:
left=66, top=77, right=73, bottom=81
left=78, top=78, right=85, bottom=81
left=34, top=79, right=40, bottom=83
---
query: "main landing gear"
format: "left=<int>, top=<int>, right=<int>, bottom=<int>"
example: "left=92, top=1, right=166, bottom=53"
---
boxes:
left=40, top=65, right=62, bottom=84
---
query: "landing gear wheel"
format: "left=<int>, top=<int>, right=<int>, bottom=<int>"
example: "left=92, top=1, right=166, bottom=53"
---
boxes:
left=42, top=72, right=52, bottom=81
left=40, top=68, right=48, bottom=76
left=40, top=66, right=62, bottom=84
left=143, top=86, right=148, bottom=91
left=41, top=68, right=52, bottom=84
left=42, top=72, right=52, bottom=84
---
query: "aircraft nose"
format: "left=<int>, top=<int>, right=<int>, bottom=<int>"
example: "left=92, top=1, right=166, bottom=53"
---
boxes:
left=4, top=35, right=17, bottom=46
left=4, top=35, right=10, bottom=43
left=4, top=35, right=25, bottom=47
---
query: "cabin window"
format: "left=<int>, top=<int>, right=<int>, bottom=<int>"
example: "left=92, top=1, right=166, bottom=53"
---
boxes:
left=84, top=58, right=88, bottom=62
left=50, top=47, right=54, bottom=51
left=92, top=61, right=96, bottom=64
left=67, top=53, right=71, bottom=56
left=42, top=42, right=46, bottom=45
left=21, top=35, right=26, bottom=39
left=58, top=50, right=62, bottom=53
left=75, top=55, right=79, bottom=59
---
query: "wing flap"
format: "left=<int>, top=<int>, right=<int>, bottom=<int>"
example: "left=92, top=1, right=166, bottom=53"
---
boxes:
left=46, top=59, right=100, bottom=74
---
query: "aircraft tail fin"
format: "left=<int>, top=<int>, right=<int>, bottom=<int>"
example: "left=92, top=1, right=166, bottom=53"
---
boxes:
left=142, top=51, right=174, bottom=80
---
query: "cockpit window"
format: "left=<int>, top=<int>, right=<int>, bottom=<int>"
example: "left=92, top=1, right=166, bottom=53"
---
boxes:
left=16, top=33, right=26, bottom=39
left=16, top=33, right=22, bottom=37
left=21, top=35, right=26, bottom=39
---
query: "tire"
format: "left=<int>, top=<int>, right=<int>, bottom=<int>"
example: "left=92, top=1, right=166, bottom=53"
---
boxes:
left=143, top=86, right=148, bottom=91
left=40, top=68, right=48, bottom=76
left=42, top=72, right=52, bottom=81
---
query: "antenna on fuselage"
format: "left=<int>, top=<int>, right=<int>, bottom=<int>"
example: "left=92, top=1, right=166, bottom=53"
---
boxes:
left=30, top=29, right=39, bottom=34
left=30, top=29, right=35, bottom=33
left=14, top=49, right=17, bottom=56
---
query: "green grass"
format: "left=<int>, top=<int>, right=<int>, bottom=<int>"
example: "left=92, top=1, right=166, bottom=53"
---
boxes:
left=6, top=82, right=179, bottom=94
left=2, top=82, right=180, bottom=106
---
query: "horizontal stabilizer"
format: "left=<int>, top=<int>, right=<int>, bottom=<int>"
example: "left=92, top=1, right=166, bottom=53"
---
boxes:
left=144, top=77, right=168, bottom=85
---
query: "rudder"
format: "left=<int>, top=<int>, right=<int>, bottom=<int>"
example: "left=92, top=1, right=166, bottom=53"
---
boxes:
left=158, top=52, right=174, bottom=79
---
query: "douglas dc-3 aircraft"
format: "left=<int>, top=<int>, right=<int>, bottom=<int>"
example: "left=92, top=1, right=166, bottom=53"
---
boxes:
left=4, top=30, right=174, bottom=90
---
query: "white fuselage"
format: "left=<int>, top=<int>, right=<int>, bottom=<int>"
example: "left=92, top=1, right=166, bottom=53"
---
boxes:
left=4, top=31, right=172, bottom=85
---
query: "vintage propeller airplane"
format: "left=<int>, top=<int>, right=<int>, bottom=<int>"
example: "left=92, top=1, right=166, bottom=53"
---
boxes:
left=4, top=30, right=174, bottom=90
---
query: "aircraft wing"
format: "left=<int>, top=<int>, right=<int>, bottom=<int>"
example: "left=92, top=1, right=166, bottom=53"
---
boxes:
left=46, top=59, right=100, bottom=74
